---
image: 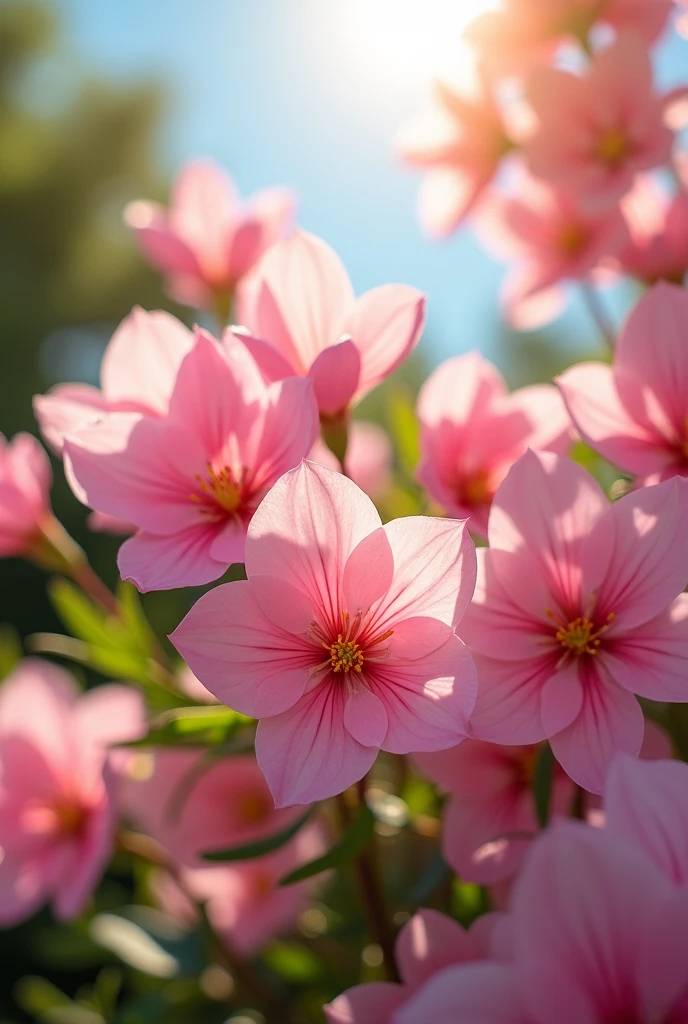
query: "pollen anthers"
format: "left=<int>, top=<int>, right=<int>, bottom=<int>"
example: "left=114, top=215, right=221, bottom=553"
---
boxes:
left=310, top=609, right=394, bottom=678
left=545, top=605, right=615, bottom=667
left=190, top=463, right=248, bottom=517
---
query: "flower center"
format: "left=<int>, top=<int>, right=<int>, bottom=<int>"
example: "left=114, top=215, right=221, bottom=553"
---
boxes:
left=597, top=129, right=630, bottom=166
left=191, top=463, right=246, bottom=517
left=328, top=637, right=365, bottom=674
left=237, top=791, right=273, bottom=825
left=558, top=222, right=588, bottom=257
left=461, top=469, right=493, bottom=507
left=545, top=606, right=615, bottom=667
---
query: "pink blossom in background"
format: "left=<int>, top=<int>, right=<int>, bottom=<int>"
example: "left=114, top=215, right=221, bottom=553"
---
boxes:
left=0, top=433, right=53, bottom=559
left=125, top=160, right=296, bottom=311
left=415, top=741, right=574, bottom=885
left=122, top=750, right=302, bottom=867
left=310, top=421, right=393, bottom=500
left=34, top=307, right=194, bottom=455
left=234, top=230, right=425, bottom=417
left=325, top=909, right=497, bottom=1024
left=557, top=283, right=688, bottom=485
left=398, top=820, right=688, bottom=1024
left=680, top=0, right=688, bottom=37
left=0, top=659, right=145, bottom=925
left=416, top=351, right=570, bottom=537
left=64, top=332, right=319, bottom=591
left=525, top=34, right=676, bottom=212
left=395, top=72, right=514, bottom=237
left=171, top=461, right=477, bottom=807
left=465, top=0, right=674, bottom=78
left=619, top=174, right=688, bottom=285
left=460, top=449, right=688, bottom=793
left=477, top=176, right=630, bottom=329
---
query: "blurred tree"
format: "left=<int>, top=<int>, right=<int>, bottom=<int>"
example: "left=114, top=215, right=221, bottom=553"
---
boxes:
left=0, top=0, right=185, bottom=640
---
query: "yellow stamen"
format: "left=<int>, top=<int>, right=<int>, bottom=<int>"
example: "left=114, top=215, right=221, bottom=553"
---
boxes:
left=597, top=129, right=629, bottom=166
left=462, top=470, right=493, bottom=507
left=191, top=463, right=245, bottom=515
left=555, top=612, right=615, bottom=659
left=326, top=635, right=365, bottom=674
left=558, top=223, right=587, bottom=257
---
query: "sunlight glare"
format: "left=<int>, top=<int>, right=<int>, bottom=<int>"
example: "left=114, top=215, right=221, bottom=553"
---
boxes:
left=344, top=0, right=500, bottom=88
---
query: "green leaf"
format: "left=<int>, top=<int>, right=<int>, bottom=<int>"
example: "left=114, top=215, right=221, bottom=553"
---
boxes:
left=116, top=582, right=160, bottom=657
left=126, top=706, right=252, bottom=748
left=203, top=806, right=315, bottom=862
left=279, top=803, right=374, bottom=886
left=48, top=578, right=116, bottom=648
left=0, top=624, right=22, bottom=680
left=533, top=741, right=555, bottom=829
left=262, top=941, right=323, bottom=984
left=14, top=976, right=70, bottom=1015
left=386, top=389, right=420, bottom=479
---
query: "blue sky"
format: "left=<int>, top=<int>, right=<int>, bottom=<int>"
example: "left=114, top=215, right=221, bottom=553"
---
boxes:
left=60, top=0, right=687, bottom=368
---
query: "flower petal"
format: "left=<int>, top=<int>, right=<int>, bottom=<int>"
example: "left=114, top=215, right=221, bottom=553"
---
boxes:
left=343, top=685, right=388, bottom=747
left=540, top=663, right=584, bottom=737
left=118, top=525, right=228, bottom=592
left=308, top=338, right=360, bottom=416
left=324, top=984, right=406, bottom=1024
left=604, top=593, right=688, bottom=702
left=397, top=963, right=525, bottom=1024
left=469, top=653, right=551, bottom=745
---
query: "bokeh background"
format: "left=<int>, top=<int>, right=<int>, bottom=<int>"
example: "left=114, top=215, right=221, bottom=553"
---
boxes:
left=0, top=2, right=686, bottom=1020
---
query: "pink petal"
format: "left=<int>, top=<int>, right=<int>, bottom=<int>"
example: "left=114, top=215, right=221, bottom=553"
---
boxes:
left=342, top=527, right=395, bottom=618
left=540, top=663, right=584, bottom=737
left=239, top=280, right=307, bottom=374
left=605, top=754, right=688, bottom=885
left=324, top=984, right=406, bottom=1024
left=118, top=525, right=229, bottom=592
left=396, top=909, right=479, bottom=989
left=245, top=461, right=382, bottom=612
left=373, top=634, right=475, bottom=753
left=242, top=376, right=319, bottom=492
left=502, top=268, right=566, bottom=331
left=343, top=685, right=388, bottom=747
left=638, top=890, right=688, bottom=1020
left=441, top=791, right=534, bottom=885
left=418, top=167, right=487, bottom=238
left=255, top=683, right=378, bottom=806
left=249, top=230, right=355, bottom=369
left=469, top=653, right=552, bottom=745
left=505, top=383, right=571, bottom=454
left=124, top=201, right=203, bottom=279
left=229, top=327, right=296, bottom=383
left=33, top=384, right=112, bottom=455
left=74, top=685, right=146, bottom=749
left=0, top=659, right=77, bottom=769
left=169, top=580, right=311, bottom=718
left=341, top=284, right=425, bottom=403
left=308, top=338, right=360, bottom=416
left=549, top=668, right=644, bottom=794
left=100, top=307, right=194, bottom=414
left=52, top=798, right=113, bottom=920
left=417, top=351, right=507, bottom=429
left=397, top=963, right=525, bottom=1024
left=65, top=414, right=203, bottom=535
left=603, top=593, right=688, bottom=702
left=224, top=219, right=263, bottom=282
left=244, top=186, right=297, bottom=241
left=598, top=476, right=688, bottom=629
left=557, top=362, right=666, bottom=477
left=168, top=159, right=237, bottom=265
left=373, top=517, right=476, bottom=631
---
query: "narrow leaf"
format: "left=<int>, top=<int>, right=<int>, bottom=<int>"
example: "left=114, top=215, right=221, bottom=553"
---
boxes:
left=203, top=806, right=314, bottom=862
left=127, top=706, right=251, bottom=748
left=279, top=803, right=374, bottom=886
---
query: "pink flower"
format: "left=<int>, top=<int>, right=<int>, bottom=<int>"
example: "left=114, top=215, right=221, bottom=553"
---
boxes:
left=396, top=75, right=514, bottom=237
left=310, top=421, right=393, bottom=500
left=465, top=0, right=673, bottom=78
left=557, top=282, right=688, bottom=486
left=416, top=352, right=570, bottom=537
left=171, top=461, right=477, bottom=807
left=398, top=821, right=688, bottom=1024
left=122, top=750, right=303, bottom=867
left=460, top=449, right=688, bottom=793
left=63, top=331, right=319, bottom=591
left=415, top=741, right=574, bottom=885
left=0, top=433, right=53, bottom=559
left=325, top=909, right=497, bottom=1024
left=152, top=827, right=324, bottom=957
left=619, top=174, right=688, bottom=285
left=234, top=230, right=425, bottom=417
left=525, top=34, right=676, bottom=212
left=0, top=659, right=145, bottom=924
left=125, top=160, right=295, bottom=311
left=680, top=0, right=688, bottom=37
left=477, top=176, right=630, bottom=329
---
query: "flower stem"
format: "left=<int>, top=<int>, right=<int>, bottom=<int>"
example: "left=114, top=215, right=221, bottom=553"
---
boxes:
left=30, top=515, right=120, bottom=616
left=580, top=280, right=615, bottom=351
left=336, top=781, right=399, bottom=983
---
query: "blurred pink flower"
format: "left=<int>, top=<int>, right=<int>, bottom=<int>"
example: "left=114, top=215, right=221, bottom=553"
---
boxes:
left=310, top=421, right=393, bottom=500
left=460, top=449, right=688, bottom=793
left=64, top=332, right=319, bottom=591
left=416, top=352, right=570, bottom=537
left=171, top=461, right=477, bottom=807
left=477, top=177, right=630, bottom=329
left=415, top=741, right=574, bottom=885
left=398, top=820, right=688, bottom=1024
left=465, top=0, right=673, bottom=78
left=0, top=433, right=53, bottom=559
left=396, top=74, right=514, bottom=237
left=557, top=282, right=688, bottom=485
left=325, top=909, right=496, bottom=1024
left=0, top=659, right=145, bottom=925
left=125, top=160, right=296, bottom=311
left=234, top=230, right=425, bottom=417
left=525, top=34, right=676, bottom=212
left=122, top=750, right=301, bottom=867
left=680, top=0, right=688, bottom=36
left=619, top=174, right=688, bottom=285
